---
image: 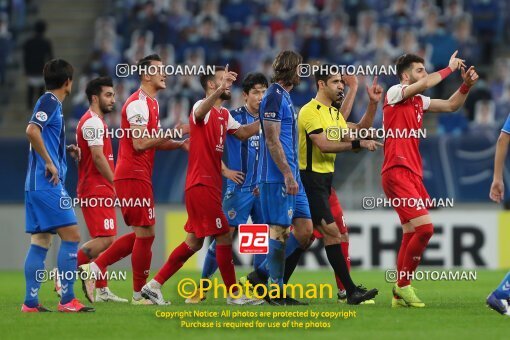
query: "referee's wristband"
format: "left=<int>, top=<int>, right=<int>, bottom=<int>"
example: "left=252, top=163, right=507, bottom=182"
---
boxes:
left=351, top=140, right=361, bottom=151
left=438, top=67, right=453, bottom=80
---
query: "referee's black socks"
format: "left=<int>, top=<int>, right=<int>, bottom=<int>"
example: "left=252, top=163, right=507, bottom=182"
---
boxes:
left=283, top=247, right=304, bottom=283
left=325, top=244, right=356, bottom=295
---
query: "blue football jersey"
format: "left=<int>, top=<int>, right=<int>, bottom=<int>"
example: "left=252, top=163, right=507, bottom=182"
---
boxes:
left=258, top=83, right=298, bottom=183
left=225, top=106, right=260, bottom=189
left=25, top=92, right=68, bottom=191
left=502, top=114, right=510, bottom=135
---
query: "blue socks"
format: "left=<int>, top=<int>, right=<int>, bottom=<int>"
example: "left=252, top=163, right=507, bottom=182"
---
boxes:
left=285, top=232, right=300, bottom=258
left=253, top=254, right=266, bottom=270
left=494, top=271, right=510, bottom=299
left=58, top=241, right=79, bottom=304
left=24, top=244, right=48, bottom=307
left=266, top=238, right=285, bottom=288
left=201, top=240, right=219, bottom=279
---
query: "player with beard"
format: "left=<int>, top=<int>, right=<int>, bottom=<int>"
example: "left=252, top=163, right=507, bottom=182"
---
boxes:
left=141, top=66, right=263, bottom=305
left=383, top=52, right=478, bottom=307
left=81, top=55, right=188, bottom=305
left=65, top=77, right=126, bottom=303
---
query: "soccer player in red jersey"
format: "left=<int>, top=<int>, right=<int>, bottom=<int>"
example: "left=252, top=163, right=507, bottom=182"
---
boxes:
left=68, top=77, right=126, bottom=303
left=81, top=55, right=187, bottom=304
left=382, top=51, right=478, bottom=307
left=141, top=65, right=263, bottom=305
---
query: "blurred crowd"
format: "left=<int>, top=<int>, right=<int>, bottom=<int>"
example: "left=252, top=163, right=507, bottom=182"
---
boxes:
left=1, top=0, right=510, bottom=135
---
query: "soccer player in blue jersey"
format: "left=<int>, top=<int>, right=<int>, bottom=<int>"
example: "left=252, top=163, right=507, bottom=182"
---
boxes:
left=487, top=113, right=510, bottom=316
left=185, top=72, right=268, bottom=304
left=22, top=59, right=94, bottom=313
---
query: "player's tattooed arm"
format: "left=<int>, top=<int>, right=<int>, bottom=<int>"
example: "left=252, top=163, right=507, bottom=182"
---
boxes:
left=221, top=161, right=245, bottom=184
left=490, top=132, right=510, bottom=203
left=338, top=74, right=358, bottom=121
left=26, top=123, right=59, bottom=185
left=234, top=120, right=260, bottom=141
left=264, top=120, right=298, bottom=195
left=428, top=66, right=479, bottom=113
left=90, top=146, right=114, bottom=183
left=194, top=65, right=237, bottom=122
left=402, top=50, right=466, bottom=101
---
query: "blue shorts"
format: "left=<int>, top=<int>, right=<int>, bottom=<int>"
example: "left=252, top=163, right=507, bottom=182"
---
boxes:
left=259, top=181, right=311, bottom=227
left=223, top=187, right=264, bottom=227
left=25, top=185, right=77, bottom=234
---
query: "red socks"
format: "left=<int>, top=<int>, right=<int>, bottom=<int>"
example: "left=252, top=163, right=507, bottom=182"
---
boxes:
left=154, top=242, right=195, bottom=285
left=95, top=232, right=136, bottom=272
left=335, top=242, right=350, bottom=291
left=131, top=235, right=155, bottom=292
left=398, top=224, right=434, bottom=287
left=397, top=232, right=414, bottom=273
left=216, top=244, right=237, bottom=293
left=77, top=249, right=90, bottom=267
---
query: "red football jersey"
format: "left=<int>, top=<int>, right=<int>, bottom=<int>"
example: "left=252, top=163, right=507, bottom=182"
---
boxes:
left=381, top=84, right=431, bottom=178
left=76, top=109, right=115, bottom=198
left=114, top=89, right=160, bottom=184
left=185, top=99, right=241, bottom=193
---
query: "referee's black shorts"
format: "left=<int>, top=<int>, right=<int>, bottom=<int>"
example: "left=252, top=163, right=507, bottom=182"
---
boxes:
left=300, top=170, right=334, bottom=226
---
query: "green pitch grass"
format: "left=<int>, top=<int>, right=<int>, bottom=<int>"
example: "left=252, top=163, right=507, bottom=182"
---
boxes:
left=0, top=269, right=508, bottom=340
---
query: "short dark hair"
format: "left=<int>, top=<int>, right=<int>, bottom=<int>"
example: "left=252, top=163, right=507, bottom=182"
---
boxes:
left=396, top=54, right=425, bottom=80
left=242, top=72, right=268, bottom=93
left=137, top=53, right=162, bottom=78
left=200, top=65, right=225, bottom=91
left=86, top=76, right=114, bottom=104
left=314, top=64, right=341, bottom=90
left=43, top=59, right=73, bottom=90
left=272, top=51, right=302, bottom=86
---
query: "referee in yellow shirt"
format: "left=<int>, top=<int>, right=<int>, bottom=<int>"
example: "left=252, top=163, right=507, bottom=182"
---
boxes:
left=297, top=65, right=383, bottom=302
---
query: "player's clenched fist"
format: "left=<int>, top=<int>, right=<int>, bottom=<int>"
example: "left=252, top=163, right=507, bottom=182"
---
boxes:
left=448, top=50, right=466, bottom=71
left=361, top=140, right=383, bottom=151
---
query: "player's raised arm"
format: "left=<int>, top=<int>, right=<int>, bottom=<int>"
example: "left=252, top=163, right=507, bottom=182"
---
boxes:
left=427, top=66, right=479, bottom=113
left=347, top=76, right=383, bottom=134
left=397, top=51, right=465, bottom=102
left=194, top=65, right=237, bottom=122
left=490, top=116, right=510, bottom=203
left=338, top=74, right=358, bottom=121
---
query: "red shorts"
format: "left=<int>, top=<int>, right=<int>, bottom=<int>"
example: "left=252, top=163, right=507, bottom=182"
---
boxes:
left=381, top=167, right=430, bottom=224
left=184, top=185, right=229, bottom=238
left=313, top=187, right=348, bottom=239
left=114, top=179, right=155, bottom=227
left=81, top=199, right=117, bottom=238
